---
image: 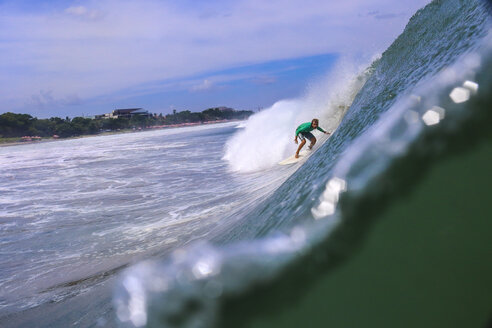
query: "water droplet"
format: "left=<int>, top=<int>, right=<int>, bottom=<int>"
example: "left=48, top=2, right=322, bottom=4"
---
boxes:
left=422, top=106, right=445, bottom=126
left=463, top=80, right=478, bottom=94
left=449, top=87, right=470, bottom=103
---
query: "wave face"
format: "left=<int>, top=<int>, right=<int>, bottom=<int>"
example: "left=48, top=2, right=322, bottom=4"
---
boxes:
left=115, top=1, right=492, bottom=327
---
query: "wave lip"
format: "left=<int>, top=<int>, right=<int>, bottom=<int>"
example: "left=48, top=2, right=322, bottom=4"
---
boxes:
left=114, top=229, right=312, bottom=328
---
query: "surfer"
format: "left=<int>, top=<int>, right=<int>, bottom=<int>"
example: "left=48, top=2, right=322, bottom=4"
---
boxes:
left=294, top=119, right=330, bottom=158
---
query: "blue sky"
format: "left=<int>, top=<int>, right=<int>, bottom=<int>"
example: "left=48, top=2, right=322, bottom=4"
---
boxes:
left=0, top=0, right=431, bottom=118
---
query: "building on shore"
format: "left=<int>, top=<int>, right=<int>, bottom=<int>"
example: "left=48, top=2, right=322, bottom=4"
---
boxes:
left=95, top=108, right=151, bottom=119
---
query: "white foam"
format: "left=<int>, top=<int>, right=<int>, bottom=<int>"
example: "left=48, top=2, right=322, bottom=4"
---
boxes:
left=223, top=58, right=371, bottom=172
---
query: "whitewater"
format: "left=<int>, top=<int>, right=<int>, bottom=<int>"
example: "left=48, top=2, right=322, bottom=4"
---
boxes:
left=0, top=123, right=299, bottom=318
left=1, top=0, right=492, bottom=327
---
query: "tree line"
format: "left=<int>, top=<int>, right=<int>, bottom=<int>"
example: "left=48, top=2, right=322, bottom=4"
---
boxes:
left=0, top=108, right=253, bottom=139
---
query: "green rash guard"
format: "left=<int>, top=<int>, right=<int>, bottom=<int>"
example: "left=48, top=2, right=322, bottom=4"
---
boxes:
left=295, top=122, right=326, bottom=137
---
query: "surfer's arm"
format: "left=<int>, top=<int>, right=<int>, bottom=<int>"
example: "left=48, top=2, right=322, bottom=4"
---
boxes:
left=317, top=127, right=330, bottom=134
left=294, top=126, right=302, bottom=143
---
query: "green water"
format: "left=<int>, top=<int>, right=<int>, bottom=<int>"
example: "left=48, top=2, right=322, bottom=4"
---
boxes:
left=250, top=140, right=492, bottom=328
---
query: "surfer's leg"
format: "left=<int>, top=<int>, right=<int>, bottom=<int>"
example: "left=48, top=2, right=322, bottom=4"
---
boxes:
left=295, top=139, right=306, bottom=158
left=308, top=137, right=316, bottom=150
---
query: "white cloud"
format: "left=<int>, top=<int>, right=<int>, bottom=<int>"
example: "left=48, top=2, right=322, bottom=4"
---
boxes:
left=65, top=6, right=89, bottom=16
left=28, top=90, right=84, bottom=108
left=252, top=76, right=277, bottom=85
left=0, top=0, right=431, bottom=113
left=64, top=6, right=104, bottom=21
left=191, top=80, right=215, bottom=92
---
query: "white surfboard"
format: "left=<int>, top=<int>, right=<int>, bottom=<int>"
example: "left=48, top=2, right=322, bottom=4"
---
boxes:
left=278, top=150, right=310, bottom=165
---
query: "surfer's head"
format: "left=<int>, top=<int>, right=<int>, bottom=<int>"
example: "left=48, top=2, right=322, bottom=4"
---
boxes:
left=311, top=118, right=319, bottom=127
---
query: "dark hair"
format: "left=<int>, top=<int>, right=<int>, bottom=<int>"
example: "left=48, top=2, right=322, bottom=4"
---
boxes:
left=312, top=119, right=319, bottom=124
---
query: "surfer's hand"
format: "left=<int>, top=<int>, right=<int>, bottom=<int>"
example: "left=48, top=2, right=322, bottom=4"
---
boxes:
left=294, top=137, right=298, bottom=144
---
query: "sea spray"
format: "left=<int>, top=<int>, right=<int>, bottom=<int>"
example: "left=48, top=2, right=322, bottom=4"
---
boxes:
left=222, top=58, right=373, bottom=172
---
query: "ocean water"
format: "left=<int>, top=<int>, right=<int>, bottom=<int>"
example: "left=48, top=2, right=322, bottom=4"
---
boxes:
left=0, top=123, right=300, bottom=324
left=1, top=0, right=492, bottom=327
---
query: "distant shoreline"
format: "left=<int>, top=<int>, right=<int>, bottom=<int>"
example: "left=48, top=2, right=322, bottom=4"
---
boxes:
left=0, top=119, right=241, bottom=148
